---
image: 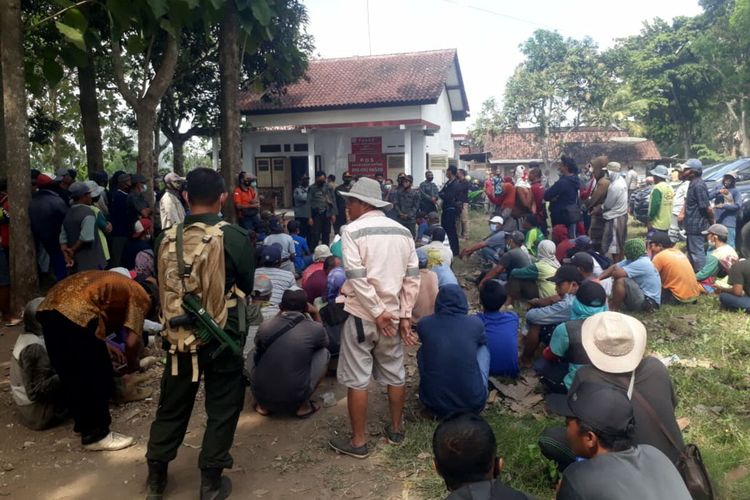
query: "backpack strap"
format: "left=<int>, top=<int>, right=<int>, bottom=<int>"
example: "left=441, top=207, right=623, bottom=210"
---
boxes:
left=254, top=314, right=305, bottom=365
left=631, top=389, right=684, bottom=455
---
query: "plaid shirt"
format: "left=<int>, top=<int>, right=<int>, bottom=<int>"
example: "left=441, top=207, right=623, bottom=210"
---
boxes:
left=684, top=177, right=711, bottom=235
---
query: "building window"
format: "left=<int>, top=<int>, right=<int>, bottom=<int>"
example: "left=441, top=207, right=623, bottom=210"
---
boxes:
left=283, top=144, right=291, bottom=152
left=260, top=144, right=282, bottom=153
left=293, top=143, right=308, bottom=152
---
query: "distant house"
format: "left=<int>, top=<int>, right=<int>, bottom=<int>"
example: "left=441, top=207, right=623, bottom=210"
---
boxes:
left=238, top=49, right=469, bottom=207
left=460, top=127, right=662, bottom=178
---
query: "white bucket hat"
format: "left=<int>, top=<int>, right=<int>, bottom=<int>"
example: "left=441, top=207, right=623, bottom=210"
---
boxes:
left=313, top=244, right=332, bottom=262
left=338, top=177, right=392, bottom=210
left=581, top=311, right=647, bottom=373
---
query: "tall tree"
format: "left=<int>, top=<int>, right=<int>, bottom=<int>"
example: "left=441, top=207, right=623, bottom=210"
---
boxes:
left=500, top=30, right=616, bottom=166
left=219, top=1, right=241, bottom=221
left=1, top=0, right=39, bottom=309
left=78, top=44, right=104, bottom=172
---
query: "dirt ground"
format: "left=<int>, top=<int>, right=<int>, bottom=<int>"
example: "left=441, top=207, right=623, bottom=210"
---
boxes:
left=0, top=323, right=424, bottom=500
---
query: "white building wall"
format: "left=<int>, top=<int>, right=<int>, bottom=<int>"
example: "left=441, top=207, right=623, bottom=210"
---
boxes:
left=421, top=88, right=455, bottom=159
left=245, top=105, right=422, bottom=129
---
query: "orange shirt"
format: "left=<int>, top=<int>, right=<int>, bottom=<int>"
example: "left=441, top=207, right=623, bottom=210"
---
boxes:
left=38, top=271, right=151, bottom=339
left=652, top=248, right=704, bottom=302
left=233, top=187, right=257, bottom=209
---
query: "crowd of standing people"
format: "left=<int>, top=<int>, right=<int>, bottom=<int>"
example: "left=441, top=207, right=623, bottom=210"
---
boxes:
left=4, top=153, right=745, bottom=499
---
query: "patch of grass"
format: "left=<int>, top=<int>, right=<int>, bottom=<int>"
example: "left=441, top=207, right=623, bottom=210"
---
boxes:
left=386, top=213, right=750, bottom=499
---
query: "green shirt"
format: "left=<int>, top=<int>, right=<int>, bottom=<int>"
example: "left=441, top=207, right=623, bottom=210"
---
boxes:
left=648, top=182, right=674, bottom=231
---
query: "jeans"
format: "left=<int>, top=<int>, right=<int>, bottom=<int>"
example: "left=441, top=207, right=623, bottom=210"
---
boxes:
left=478, top=246, right=501, bottom=265
left=728, top=227, right=736, bottom=248
left=568, top=223, right=577, bottom=238
left=441, top=207, right=460, bottom=256
left=719, top=293, right=750, bottom=313
left=686, top=233, right=706, bottom=271
left=477, top=345, right=490, bottom=392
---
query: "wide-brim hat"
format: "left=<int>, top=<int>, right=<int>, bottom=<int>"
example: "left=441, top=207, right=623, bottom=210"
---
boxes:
left=338, top=177, right=392, bottom=210
left=650, top=165, right=669, bottom=179
left=581, top=311, right=647, bottom=373
left=313, top=244, right=332, bottom=262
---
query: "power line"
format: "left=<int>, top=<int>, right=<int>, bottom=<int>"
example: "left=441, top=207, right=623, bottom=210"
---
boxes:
left=436, top=0, right=555, bottom=30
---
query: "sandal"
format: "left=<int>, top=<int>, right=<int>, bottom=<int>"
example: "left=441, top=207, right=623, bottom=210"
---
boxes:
left=296, top=400, right=320, bottom=419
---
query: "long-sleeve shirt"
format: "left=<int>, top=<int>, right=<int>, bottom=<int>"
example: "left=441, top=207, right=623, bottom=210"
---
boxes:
left=695, top=244, right=738, bottom=281
left=306, top=183, right=337, bottom=217
left=293, top=186, right=310, bottom=218
left=418, top=181, right=439, bottom=203
left=713, top=186, right=741, bottom=228
left=685, top=178, right=711, bottom=234
left=159, top=190, right=186, bottom=230
left=338, top=210, right=420, bottom=320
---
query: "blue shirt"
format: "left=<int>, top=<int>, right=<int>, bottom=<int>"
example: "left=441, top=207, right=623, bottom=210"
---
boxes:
left=620, top=256, right=662, bottom=304
left=476, top=311, right=519, bottom=377
left=291, top=234, right=310, bottom=272
left=525, top=294, right=575, bottom=326
left=432, top=265, right=458, bottom=288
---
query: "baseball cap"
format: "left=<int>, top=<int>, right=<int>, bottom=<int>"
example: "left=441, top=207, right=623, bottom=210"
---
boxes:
left=252, top=274, right=273, bottom=296
left=132, top=217, right=153, bottom=238
left=701, top=223, right=729, bottom=237
left=261, top=244, right=282, bottom=265
left=313, top=244, right=332, bottom=262
left=546, top=382, right=634, bottom=435
left=508, top=230, right=525, bottom=245
left=84, top=180, right=104, bottom=198
left=547, top=264, right=583, bottom=284
left=564, top=252, right=594, bottom=272
left=489, top=215, right=504, bottom=225
left=427, top=212, right=440, bottom=224
left=36, top=174, right=53, bottom=188
left=53, top=167, right=71, bottom=181
left=649, top=231, right=672, bottom=247
left=268, top=217, right=283, bottom=233
left=576, top=280, right=606, bottom=307
left=581, top=311, right=647, bottom=373
left=280, top=286, right=307, bottom=312
left=68, top=181, right=92, bottom=199
left=685, top=158, right=703, bottom=172
left=573, top=235, right=593, bottom=250
left=343, top=171, right=353, bottom=179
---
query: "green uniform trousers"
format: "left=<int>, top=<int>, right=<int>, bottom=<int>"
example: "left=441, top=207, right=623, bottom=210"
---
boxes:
left=146, top=340, right=245, bottom=470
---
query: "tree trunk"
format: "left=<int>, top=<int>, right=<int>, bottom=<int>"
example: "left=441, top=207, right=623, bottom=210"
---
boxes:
left=0, top=0, right=39, bottom=310
left=219, top=1, right=241, bottom=223
left=172, top=136, right=186, bottom=176
left=49, top=85, right=63, bottom=170
left=136, top=106, right=156, bottom=205
left=740, top=97, right=749, bottom=157
left=78, top=49, right=104, bottom=173
left=0, top=34, right=6, bottom=181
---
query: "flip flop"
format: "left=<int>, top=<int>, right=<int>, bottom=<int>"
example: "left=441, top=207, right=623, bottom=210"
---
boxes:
left=296, top=400, right=320, bottom=419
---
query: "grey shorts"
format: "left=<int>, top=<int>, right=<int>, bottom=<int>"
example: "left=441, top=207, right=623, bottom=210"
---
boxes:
left=622, top=278, right=657, bottom=312
left=337, top=315, right=405, bottom=390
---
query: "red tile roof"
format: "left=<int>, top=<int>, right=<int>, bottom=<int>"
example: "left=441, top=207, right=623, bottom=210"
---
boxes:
left=239, top=49, right=461, bottom=115
left=472, top=128, right=630, bottom=160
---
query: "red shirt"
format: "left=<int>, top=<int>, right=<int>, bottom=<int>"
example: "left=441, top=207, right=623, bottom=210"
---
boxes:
left=0, top=193, right=9, bottom=249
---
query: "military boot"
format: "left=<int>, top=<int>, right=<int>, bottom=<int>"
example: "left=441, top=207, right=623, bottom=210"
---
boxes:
left=145, top=460, right=168, bottom=500
left=200, top=468, right=232, bottom=500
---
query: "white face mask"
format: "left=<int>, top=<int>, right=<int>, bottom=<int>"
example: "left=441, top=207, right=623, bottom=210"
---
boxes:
left=489, top=224, right=498, bottom=232
left=142, top=185, right=148, bottom=193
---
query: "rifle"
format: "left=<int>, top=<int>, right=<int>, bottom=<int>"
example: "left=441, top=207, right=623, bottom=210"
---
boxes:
left=168, top=293, right=241, bottom=359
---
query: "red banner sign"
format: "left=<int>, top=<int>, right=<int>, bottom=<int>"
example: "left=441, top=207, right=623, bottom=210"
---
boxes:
left=348, top=153, right=386, bottom=177
left=351, top=136, right=382, bottom=154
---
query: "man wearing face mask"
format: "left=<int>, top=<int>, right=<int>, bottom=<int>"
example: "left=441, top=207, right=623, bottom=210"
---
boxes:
left=418, top=170, right=439, bottom=216
left=234, top=171, right=261, bottom=234
left=695, top=224, right=738, bottom=284
left=334, top=172, right=353, bottom=235
left=306, top=171, right=337, bottom=247
left=395, top=175, right=420, bottom=237
left=293, top=175, right=311, bottom=241
left=127, top=174, right=152, bottom=231
left=712, top=173, right=741, bottom=248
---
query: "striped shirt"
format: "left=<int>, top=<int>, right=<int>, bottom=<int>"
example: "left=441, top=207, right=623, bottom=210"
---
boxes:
left=254, top=267, right=296, bottom=306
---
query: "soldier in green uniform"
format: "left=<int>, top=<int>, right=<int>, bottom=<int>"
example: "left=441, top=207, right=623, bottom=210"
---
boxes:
left=145, top=168, right=255, bottom=500
left=395, top=174, right=420, bottom=237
